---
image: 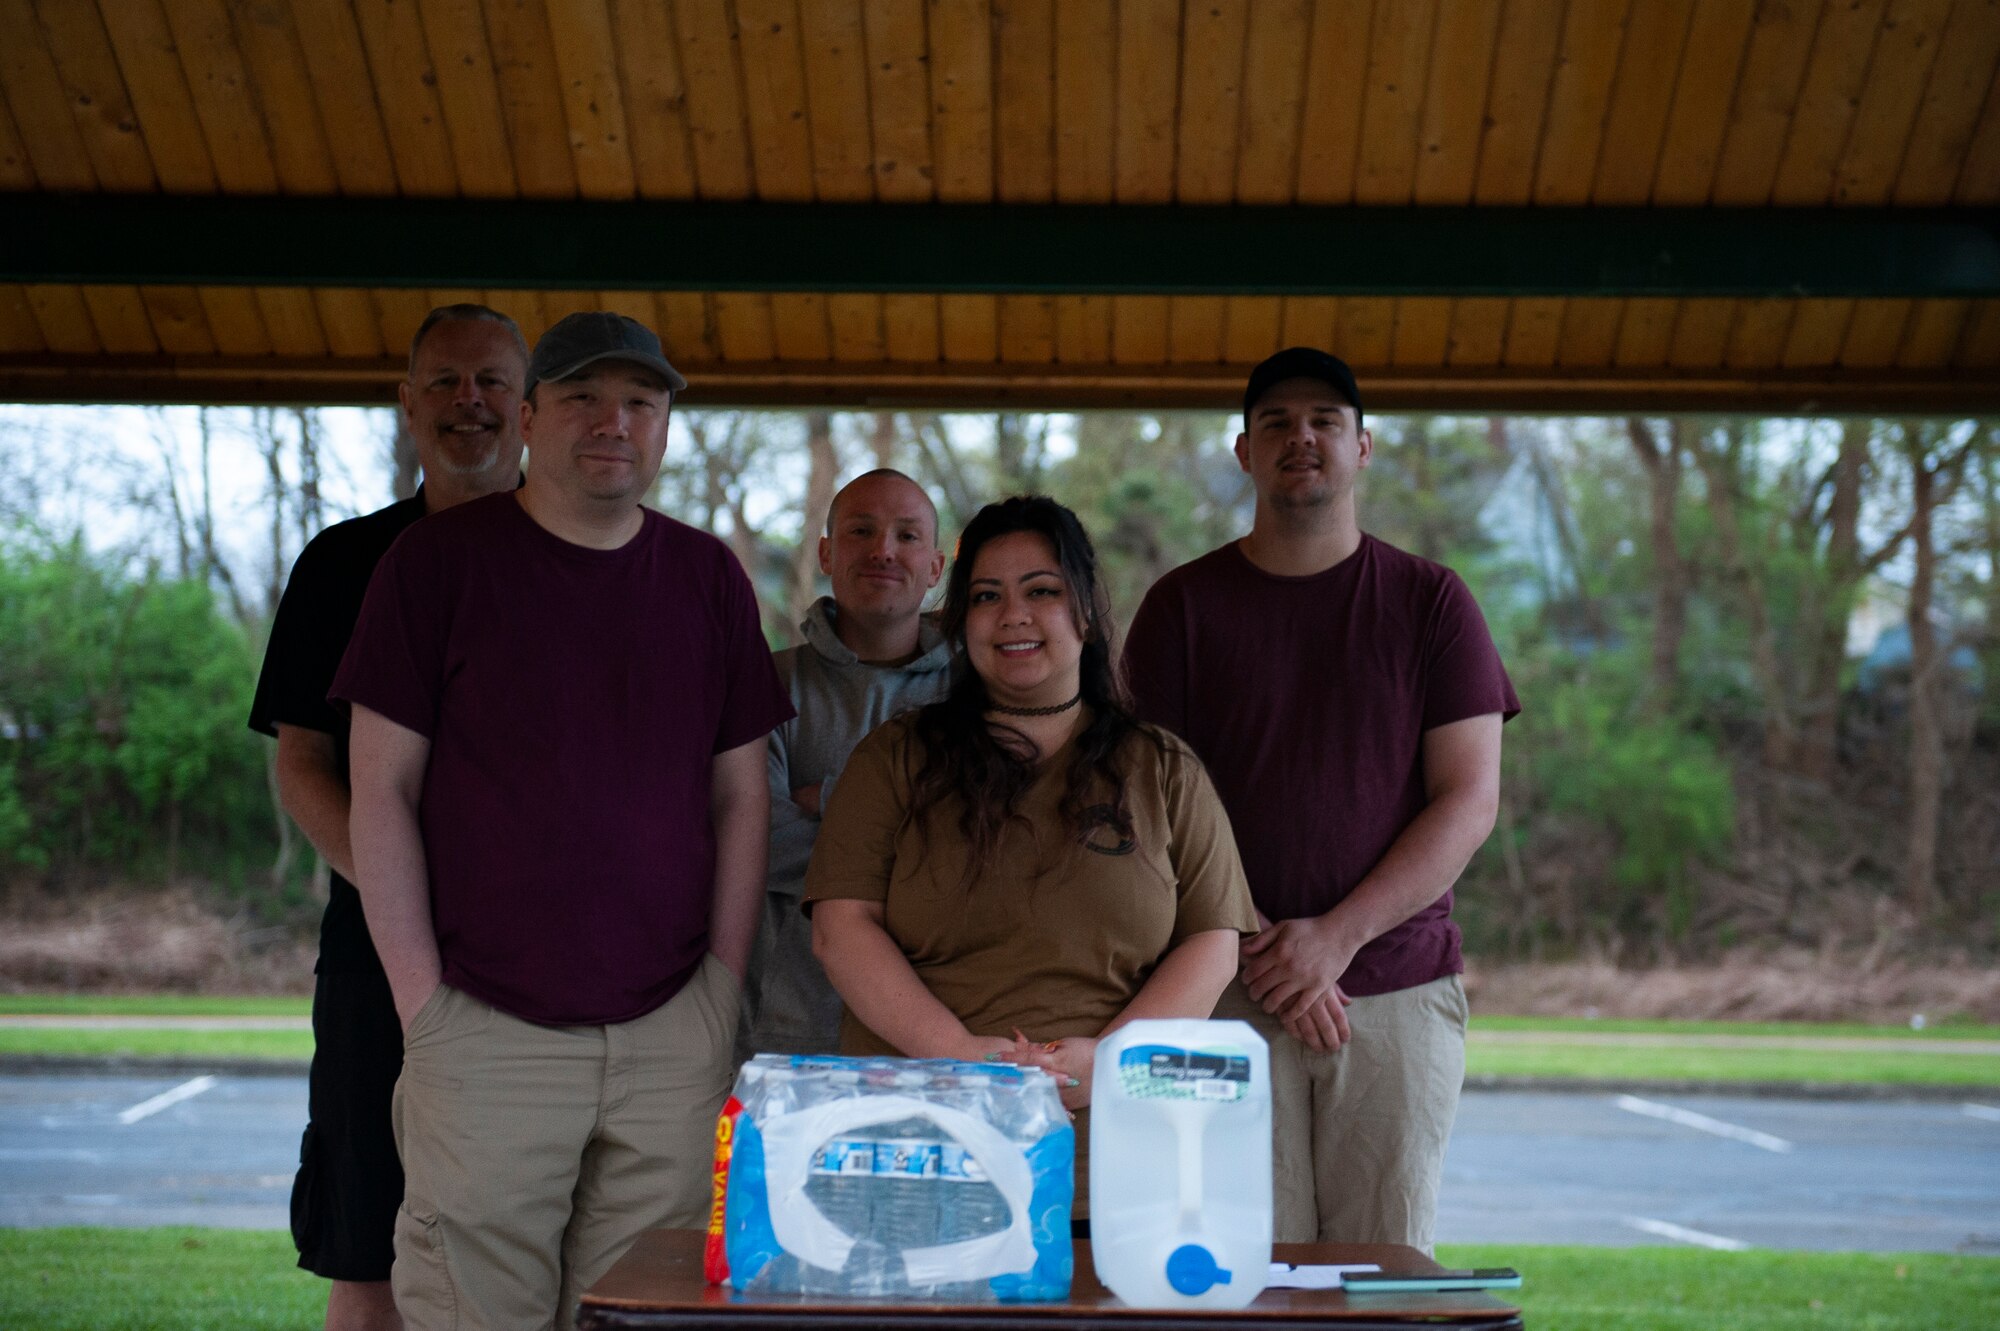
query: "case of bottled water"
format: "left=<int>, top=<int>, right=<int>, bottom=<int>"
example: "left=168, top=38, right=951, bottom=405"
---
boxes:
left=1088, top=1019, right=1271, bottom=1309
left=705, top=1053, right=1073, bottom=1301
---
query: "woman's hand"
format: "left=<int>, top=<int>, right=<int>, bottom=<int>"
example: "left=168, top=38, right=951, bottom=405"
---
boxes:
left=1003, top=1030, right=1095, bottom=1110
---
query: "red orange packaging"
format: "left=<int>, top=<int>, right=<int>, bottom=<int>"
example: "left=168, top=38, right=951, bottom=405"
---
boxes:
left=702, top=1094, right=744, bottom=1285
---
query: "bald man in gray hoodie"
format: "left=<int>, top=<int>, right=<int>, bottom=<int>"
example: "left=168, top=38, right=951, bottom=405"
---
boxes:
left=741, top=470, right=955, bottom=1055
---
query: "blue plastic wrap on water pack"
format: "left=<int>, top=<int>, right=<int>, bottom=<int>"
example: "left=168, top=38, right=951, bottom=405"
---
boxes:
left=721, top=1053, right=1073, bottom=1301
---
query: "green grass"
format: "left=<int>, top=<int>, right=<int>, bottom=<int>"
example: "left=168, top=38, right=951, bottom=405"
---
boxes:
left=1471, top=1016, right=2000, bottom=1042
left=0, top=994, right=309, bottom=1017
left=0, top=1028, right=312, bottom=1061
left=1437, top=1245, right=2000, bottom=1331
left=2, top=1231, right=1994, bottom=1331
left=1466, top=1042, right=2000, bottom=1088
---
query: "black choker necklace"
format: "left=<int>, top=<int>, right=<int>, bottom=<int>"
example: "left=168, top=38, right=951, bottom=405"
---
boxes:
left=988, top=692, right=1082, bottom=718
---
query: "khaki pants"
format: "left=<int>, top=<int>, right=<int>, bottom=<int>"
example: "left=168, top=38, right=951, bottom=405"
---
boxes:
left=1214, top=973, right=1466, bottom=1252
left=391, top=954, right=740, bottom=1331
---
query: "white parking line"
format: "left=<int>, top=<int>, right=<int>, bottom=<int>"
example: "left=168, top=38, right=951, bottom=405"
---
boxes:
left=1614, top=1093, right=1794, bottom=1153
left=116, top=1075, right=218, bottom=1125
left=1964, top=1103, right=2000, bottom=1123
left=1624, top=1216, right=1752, bottom=1251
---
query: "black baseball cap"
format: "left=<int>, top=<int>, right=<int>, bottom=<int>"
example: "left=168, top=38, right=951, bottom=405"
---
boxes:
left=527, top=311, right=687, bottom=394
left=1242, top=347, right=1363, bottom=429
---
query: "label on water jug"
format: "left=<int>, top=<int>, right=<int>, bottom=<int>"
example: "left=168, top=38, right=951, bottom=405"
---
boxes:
left=1116, top=1044, right=1252, bottom=1102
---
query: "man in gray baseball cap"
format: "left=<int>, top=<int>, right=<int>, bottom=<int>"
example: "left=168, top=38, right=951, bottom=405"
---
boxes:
left=338, top=310, right=792, bottom=1330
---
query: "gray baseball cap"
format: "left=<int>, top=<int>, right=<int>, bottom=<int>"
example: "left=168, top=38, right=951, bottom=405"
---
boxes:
left=527, top=311, right=687, bottom=393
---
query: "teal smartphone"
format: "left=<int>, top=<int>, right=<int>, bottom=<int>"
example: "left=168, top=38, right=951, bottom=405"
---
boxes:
left=1343, top=1268, right=1522, bottom=1293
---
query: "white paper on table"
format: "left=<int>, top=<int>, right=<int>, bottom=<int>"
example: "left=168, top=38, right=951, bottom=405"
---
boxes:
left=1265, top=1262, right=1381, bottom=1289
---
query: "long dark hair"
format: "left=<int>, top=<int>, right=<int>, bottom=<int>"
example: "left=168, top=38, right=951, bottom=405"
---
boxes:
left=907, top=496, right=1158, bottom=881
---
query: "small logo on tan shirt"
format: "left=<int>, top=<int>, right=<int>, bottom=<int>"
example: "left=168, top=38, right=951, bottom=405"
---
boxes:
left=1081, top=804, right=1137, bottom=856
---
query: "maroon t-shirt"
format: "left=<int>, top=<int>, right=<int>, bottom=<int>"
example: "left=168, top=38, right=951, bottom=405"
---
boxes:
left=1122, top=535, right=1519, bottom=996
left=331, top=493, right=794, bottom=1027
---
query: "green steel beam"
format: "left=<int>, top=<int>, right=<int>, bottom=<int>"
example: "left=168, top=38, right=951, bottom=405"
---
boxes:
left=4, top=195, right=1998, bottom=297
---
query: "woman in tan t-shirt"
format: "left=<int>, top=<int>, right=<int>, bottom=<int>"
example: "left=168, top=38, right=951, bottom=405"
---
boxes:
left=805, top=496, right=1258, bottom=1213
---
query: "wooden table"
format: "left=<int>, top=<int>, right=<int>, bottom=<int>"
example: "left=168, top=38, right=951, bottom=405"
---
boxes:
left=578, top=1229, right=1523, bottom=1330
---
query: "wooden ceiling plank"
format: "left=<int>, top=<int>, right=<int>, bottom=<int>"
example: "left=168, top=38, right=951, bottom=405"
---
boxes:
left=138, top=284, right=217, bottom=355
left=864, top=0, right=936, bottom=201
left=596, top=289, right=655, bottom=327
left=1114, top=0, right=1181, bottom=203
left=1839, top=298, right=1914, bottom=366
left=80, top=286, right=161, bottom=355
left=91, top=0, right=222, bottom=191
left=313, top=289, right=387, bottom=358
left=156, top=0, right=281, bottom=193
left=1769, top=0, right=1888, bottom=202
left=1472, top=0, right=1564, bottom=204
left=601, top=0, right=692, bottom=198
left=224, top=0, right=340, bottom=195
left=828, top=293, right=887, bottom=361
left=1556, top=300, right=1624, bottom=367
left=1053, top=294, right=1111, bottom=364
left=1353, top=0, right=1437, bottom=203
left=930, top=0, right=995, bottom=202
left=1445, top=298, right=1509, bottom=367
left=655, top=291, right=718, bottom=360
left=1956, top=47, right=2000, bottom=202
left=997, top=294, right=1056, bottom=362
left=1390, top=298, right=1451, bottom=366
left=1174, top=0, right=1250, bottom=204
left=31, top=0, right=157, bottom=190
left=1893, top=0, right=2000, bottom=204
left=0, top=285, right=48, bottom=353
left=482, top=0, right=583, bottom=198
left=1667, top=297, right=1735, bottom=367
left=351, top=0, right=462, bottom=194
left=478, top=289, right=550, bottom=344
left=1335, top=296, right=1395, bottom=365
left=1953, top=299, right=2000, bottom=364
left=287, top=0, right=400, bottom=195
left=197, top=284, right=273, bottom=355
left=771, top=292, right=835, bottom=360
left=1053, top=0, right=1114, bottom=202
left=882, top=292, right=940, bottom=361
left=1279, top=295, right=1339, bottom=350
left=1166, top=295, right=1226, bottom=363
left=1233, top=0, right=1310, bottom=203
left=254, top=287, right=328, bottom=358
left=428, top=287, right=486, bottom=311
left=371, top=289, right=435, bottom=354
left=1723, top=298, right=1796, bottom=368
left=799, top=0, right=877, bottom=201
left=993, top=0, right=1054, bottom=202
left=25, top=284, right=100, bottom=353
left=1, top=0, right=103, bottom=191
left=1832, top=0, right=1955, bottom=205
left=1501, top=297, right=1564, bottom=368
left=716, top=293, right=776, bottom=359
left=1710, top=0, right=1826, bottom=203
left=546, top=0, right=638, bottom=198
left=1412, top=0, right=1501, bottom=205
left=1897, top=297, right=1970, bottom=366
left=1780, top=298, right=1856, bottom=366
left=412, top=0, right=516, bottom=197
left=1296, top=0, right=1374, bottom=204
left=0, top=84, right=34, bottom=189
left=1533, top=0, right=1634, bottom=204
left=736, top=0, right=819, bottom=202
left=1111, top=294, right=1171, bottom=365
left=1613, top=297, right=1676, bottom=367
left=1650, top=0, right=1759, bottom=203
left=674, top=0, right=754, bottom=199
left=1591, top=0, right=1697, bottom=204
left=939, top=293, right=998, bottom=361
left=1221, top=295, right=1281, bottom=363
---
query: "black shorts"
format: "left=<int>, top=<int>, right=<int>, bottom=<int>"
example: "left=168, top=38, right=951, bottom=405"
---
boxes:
left=292, top=968, right=405, bottom=1282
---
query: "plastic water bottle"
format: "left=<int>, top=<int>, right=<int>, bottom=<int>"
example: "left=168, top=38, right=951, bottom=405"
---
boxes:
left=1089, top=1019, right=1271, bottom=1309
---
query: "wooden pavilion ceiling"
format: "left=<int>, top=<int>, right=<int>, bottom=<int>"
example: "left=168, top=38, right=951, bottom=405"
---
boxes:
left=1, top=0, right=1998, bottom=411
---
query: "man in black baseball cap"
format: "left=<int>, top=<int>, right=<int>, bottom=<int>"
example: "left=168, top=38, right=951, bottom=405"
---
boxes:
left=1125, top=348, right=1518, bottom=1253
left=526, top=310, right=688, bottom=397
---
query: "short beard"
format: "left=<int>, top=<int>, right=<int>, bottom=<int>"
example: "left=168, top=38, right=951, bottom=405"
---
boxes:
left=433, top=437, right=502, bottom=476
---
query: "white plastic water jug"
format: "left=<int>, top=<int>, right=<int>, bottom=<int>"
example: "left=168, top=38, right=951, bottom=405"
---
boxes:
left=1088, top=1019, right=1271, bottom=1309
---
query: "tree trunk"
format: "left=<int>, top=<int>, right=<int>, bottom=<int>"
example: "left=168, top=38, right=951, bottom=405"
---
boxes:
left=293, top=408, right=324, bottom=543
left=788, top=412, right=840, bottom=637
left=869, top=412, right=900, bottom=471
left=1627, top=418, right=1687, bottom=708
left=1795, top=419, right=1871, bottom=781
left=390, top=413, right=420, bottom=501
left=1903, top=448, right=1941, bottom=916
left=1689, top=423, right=1795, bottom=768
